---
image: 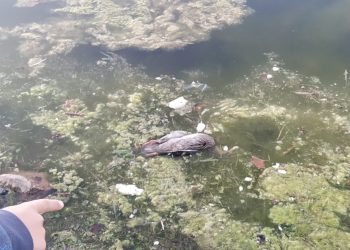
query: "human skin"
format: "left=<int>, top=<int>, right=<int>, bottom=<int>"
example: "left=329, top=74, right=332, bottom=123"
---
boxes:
left=3, top=199, right=64, bottom=250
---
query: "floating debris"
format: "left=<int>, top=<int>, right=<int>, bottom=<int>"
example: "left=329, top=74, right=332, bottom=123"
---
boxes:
left=251, top=156, right=266, bottom=169
left=184, top=81, right=209, bottom=92
left=196, top=122, right=206, bottom=132
left=345, top=70, right=348, bottom=86
left=272, top=163, right=280, bottom=169
left=222, top=145, right=229, bottom=151
left=244, top=177, right=253, bottom=182
left=115, top=184, right=144, bottom=196
left=168, top=96, right=188, bottom=109
left=28, top=57, right=47, bottom=68
left=277, top=169, right=287, bottom=175
left=266, top=74, right=273, bottom=79
left=229, top=146, right=239, bottom=152
left=155, top=76, right=163, bottom=81
left=168, top=96, right=193, bottom=115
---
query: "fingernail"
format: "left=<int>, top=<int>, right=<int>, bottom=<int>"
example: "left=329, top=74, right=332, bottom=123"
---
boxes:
left=58, top=200, right=64, bottom=208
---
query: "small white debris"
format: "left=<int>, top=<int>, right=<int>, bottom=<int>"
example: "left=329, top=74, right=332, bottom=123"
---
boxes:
left=266, top=74, right=273, bottom=79
left=229, top=146, right=239, bottom=152
left=115, top=184, right=144, bottom=196
left=272, top=66, right=280, bottom=71
left=129, top=214, right=135, bottom=219
left=154, top=241, right=160, bottom=246
left=196, top=122, right=206, bottom=132
left=239, top=186, right=244, bottom=192
left=288, top=197, right=295, bottom=202
left=222, top=145, right=229, bottom=151
left=155, top=76, right=162, bottom=81
left=168, top=96, right=188, bottom=109
left=4, top=124, right=11, bottom=128
left=275, top=145, right=281, bottom=151
left=244, top=177, right=253, bottom=182
left=277, top=169, right=287, bottom=175
left=278, top=225, right=283, bottom=231
left=272, top=163, right=280, bottom=169
left=160, top=219, right=165, bottom=230
left=28, top=57, right=47, bottom=68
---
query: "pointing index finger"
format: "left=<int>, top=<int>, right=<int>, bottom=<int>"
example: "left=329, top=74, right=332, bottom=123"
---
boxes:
left=27, top=199, right=64, bottom=214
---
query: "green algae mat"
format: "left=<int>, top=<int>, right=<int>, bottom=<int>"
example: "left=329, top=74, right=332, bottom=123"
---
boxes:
left=0, top=0, right=350, bottom=249
left=0, top=52, right=349, bottom=249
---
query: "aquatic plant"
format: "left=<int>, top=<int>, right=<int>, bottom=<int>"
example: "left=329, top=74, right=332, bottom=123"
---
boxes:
left=2, top=0, right=253, bottom=61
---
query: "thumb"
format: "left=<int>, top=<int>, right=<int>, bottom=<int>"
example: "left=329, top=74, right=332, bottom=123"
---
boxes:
left=26, top=199, right=64, bottom=214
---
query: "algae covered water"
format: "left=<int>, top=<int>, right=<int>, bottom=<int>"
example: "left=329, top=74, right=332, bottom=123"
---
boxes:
left=0, top=0, right=350, bottom=249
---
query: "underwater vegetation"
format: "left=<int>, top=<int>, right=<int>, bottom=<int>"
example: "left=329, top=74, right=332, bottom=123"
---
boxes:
left=0, top=0, right=252, bottom=68
left=0, top=50, right=350, bottom=249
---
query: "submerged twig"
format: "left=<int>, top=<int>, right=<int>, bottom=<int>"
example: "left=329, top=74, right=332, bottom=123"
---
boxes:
left=276, top=124, right=286, bottom=141
left=65, top=112, right=84, bottom=117
left=282, top=145, right=295, bottom=156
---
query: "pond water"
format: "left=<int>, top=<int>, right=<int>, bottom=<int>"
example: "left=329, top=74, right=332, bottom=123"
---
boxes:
left=0, top=0, right=350, bottom=249
left=119, top=0, right=350, bottom=86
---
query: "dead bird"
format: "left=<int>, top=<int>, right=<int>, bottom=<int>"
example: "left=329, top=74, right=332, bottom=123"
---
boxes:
left=141, top=131, right=215, bottom=157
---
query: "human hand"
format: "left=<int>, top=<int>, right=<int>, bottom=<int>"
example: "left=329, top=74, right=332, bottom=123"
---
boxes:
left=3, top=199, right=64, bottom=250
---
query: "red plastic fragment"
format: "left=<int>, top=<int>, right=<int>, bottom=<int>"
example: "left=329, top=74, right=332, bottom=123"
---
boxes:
left=251, top=156, right=265, bottom=169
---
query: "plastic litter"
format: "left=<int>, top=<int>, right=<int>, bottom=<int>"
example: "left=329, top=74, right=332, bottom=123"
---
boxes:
left=168, top=96, right=188, bottom=109
left=277, top=169, right=287, bottom=175
left=244, top=177, right=253, bottom=182
left=196, top=122, right=206, bottom=132
left=115, top=184, right=144, bottom=196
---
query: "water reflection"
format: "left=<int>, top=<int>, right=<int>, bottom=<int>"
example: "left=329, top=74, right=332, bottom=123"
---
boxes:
left=118, top=0, right=350, bottom=85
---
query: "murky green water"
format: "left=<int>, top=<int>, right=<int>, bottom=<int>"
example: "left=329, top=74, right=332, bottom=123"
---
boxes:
left=1, top=0, right=350, bottom=249
left=119, top=0, right=350, bottom=86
